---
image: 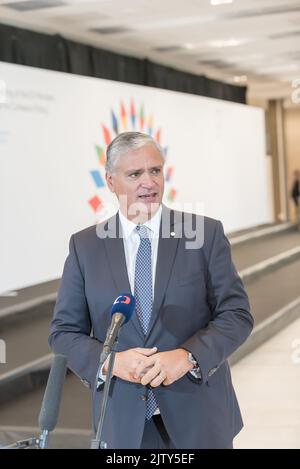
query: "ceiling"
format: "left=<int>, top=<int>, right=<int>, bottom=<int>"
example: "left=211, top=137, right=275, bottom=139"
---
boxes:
left=0, top=0, right=300, bottom=105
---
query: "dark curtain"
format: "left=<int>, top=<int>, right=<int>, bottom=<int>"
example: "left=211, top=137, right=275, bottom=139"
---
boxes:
left=0, top=23, right=247, bottom=104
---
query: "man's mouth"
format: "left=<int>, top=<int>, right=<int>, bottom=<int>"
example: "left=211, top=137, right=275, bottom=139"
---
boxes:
left=138, top=192, right=157, bottom=199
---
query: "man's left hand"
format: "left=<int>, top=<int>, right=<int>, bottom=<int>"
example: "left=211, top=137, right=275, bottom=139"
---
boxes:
left=134, top=348, right=194, bottom=387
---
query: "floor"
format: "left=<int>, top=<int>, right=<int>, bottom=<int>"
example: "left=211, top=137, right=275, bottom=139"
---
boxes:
left=233, top=316, right=300, bottom=449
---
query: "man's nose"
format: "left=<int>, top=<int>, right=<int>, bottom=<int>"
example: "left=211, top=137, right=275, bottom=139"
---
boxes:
left=140, top=171, right=155, bottom=186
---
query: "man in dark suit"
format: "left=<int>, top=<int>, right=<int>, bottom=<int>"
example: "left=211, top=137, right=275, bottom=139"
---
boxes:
left=49, top=131, right=253, bottom=449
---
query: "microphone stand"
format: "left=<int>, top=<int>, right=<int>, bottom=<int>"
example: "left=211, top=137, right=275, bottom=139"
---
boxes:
left=90, top=347, right=116, bottom=449
left=2, top=437, right=39, bottom=450
left=2, top=354, right=67, bottom=450
left=38, top=430, right=49, bottom=449
left=2, top=430, right=49, bottom=449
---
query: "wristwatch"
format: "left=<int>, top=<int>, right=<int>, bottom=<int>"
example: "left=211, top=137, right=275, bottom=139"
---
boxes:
left=188, top=352, right=198, bottom=369
left=188, top=352, right=202, bottom=379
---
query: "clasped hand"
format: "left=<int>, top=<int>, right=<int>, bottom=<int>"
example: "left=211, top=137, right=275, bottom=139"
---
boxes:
left=106, top=347, right=193, bottom=387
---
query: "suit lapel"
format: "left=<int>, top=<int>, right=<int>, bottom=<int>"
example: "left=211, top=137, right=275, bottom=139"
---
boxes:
left=146, top=205, right=181, bottom=338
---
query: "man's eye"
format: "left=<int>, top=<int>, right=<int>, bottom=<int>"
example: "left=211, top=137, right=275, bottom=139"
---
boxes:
left=129, top=173, right=139, bottom=178
left=152, top=169, right=160, bottom=174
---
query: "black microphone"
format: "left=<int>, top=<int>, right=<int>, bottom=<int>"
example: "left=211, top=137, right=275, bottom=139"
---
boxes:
left=38, top=354, right=67, bottom=449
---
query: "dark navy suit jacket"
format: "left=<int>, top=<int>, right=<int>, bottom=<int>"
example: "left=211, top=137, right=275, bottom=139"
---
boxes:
left=49, top=205, right=253, bottom=448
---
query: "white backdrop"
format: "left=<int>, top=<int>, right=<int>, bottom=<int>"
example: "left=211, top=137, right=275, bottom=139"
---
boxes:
left=0, top=61, right=272, bottom=293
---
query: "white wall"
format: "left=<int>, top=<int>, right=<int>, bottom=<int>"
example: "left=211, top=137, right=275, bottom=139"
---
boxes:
left=0, top=61, right=272, bottom=293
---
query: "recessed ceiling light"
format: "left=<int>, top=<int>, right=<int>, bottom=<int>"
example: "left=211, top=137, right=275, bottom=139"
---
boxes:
left=210, top=0, right=233, bottom=5
left=207, top=38, right=250, bottom=48
left=233, top=75, right=248, bottom=83
left=184, top=43, right=197, bottom=50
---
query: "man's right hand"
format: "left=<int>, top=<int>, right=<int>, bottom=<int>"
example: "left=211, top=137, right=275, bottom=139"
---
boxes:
left=103, top=347, right=157, bottom=383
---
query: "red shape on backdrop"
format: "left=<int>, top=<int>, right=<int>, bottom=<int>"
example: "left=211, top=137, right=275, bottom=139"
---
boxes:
left=102, top=125, right=111, bottom=146
left=89, top=195, right=103, bottom=212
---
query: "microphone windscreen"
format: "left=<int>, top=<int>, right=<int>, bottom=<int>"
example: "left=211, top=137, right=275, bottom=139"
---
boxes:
left=38, top=354, right=67, bottom=432
left=111, top=293, right=135, bottom=323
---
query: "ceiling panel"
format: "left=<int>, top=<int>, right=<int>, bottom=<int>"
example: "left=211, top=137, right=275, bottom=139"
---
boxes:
left=0, top=0, right=299, bottom=100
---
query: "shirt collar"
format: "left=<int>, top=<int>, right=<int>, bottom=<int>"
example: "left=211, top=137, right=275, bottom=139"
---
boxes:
left=119, top=205, right=162, bottom=239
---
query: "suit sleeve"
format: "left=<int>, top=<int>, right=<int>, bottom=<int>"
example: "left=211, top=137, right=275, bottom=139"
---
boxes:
left=181, top=220, right=254, bottom=384
left=48, top=234, right=103, bottom=389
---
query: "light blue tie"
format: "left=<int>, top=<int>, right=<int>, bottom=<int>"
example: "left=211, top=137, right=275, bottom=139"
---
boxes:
left=134, top=224, right=158, bottom=420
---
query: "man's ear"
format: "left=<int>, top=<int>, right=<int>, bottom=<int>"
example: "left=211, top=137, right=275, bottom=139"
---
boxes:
left=105, top=172, right=114, bottom=193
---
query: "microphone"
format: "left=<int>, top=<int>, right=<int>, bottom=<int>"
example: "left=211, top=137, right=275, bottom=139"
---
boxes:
left=101, top=293, right=135, bottom=360
left=96, top=294, right=135, bottom=390
left=38, top=354, right=67, bottom=449
left=92, top=294, right=135, bottom=448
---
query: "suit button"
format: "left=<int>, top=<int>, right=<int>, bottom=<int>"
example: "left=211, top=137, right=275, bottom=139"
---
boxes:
left=140, top=394, right=147, bottom=401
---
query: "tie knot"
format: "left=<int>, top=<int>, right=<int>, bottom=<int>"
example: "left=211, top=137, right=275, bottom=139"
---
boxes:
left=135, top=225, right=149, bottom=239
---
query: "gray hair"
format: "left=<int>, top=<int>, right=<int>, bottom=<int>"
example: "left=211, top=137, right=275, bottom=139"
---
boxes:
left=105, top=131, right=165, bottom=174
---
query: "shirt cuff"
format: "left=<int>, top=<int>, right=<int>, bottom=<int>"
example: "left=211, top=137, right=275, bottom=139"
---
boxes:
left=189, top=368, right=202, bottom=379
left=188, top=352, right=202, bottom=380
left=96, top=355, right=110, bottom=389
